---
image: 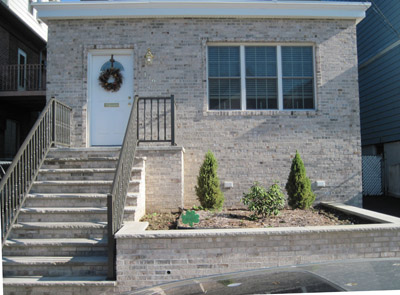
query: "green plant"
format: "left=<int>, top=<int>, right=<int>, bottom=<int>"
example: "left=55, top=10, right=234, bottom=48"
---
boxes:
left=285, top=151, right=315, bottom=209
left=242, top=182, right=285, bottom=219
left=195, top=150, right=224, bottom=210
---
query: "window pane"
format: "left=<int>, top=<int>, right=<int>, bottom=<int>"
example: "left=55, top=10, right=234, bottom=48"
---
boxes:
left=208, top=46, right=240, bottom=77
left=282, top=46, right=313, bottom=77
left=245, top=47, right=277, bottom=77
left=283, top=78, right=314, bottom=109
left=209, top=78, right=241, bottom=110
left=246, top=78, right=278, bottom=110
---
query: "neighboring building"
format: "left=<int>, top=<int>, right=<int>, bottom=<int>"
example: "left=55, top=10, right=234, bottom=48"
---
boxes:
left=0, top=0, right=48, bottom=161
left=32, top=0, right=368, bottom=208
left=355, top=0, right=400, bottom=198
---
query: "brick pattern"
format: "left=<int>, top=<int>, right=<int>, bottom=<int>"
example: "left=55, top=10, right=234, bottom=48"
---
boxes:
left=46, top=18, right=362, bottom=208
left=115, top=224, right=400, bottom=291
left=137, top=147, right=184, bottom=213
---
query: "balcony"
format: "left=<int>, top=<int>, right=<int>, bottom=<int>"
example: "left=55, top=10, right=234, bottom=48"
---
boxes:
left=0, top=64, right=46, bottom=97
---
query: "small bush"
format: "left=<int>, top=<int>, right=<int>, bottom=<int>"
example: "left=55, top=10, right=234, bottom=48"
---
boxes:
left=285, top=151, right=315, bottom=209
left=242, top=182, right=285, bottom=219
left=195, top=150, right=224, bottom=210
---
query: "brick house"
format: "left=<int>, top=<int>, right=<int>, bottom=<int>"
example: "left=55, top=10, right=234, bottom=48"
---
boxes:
left=34, top=0, right=368, bottom=209
left=2, top=1, right=369, bottom=293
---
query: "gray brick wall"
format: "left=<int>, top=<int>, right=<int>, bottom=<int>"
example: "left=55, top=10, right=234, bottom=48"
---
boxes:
left=46, top=18, right=362, bottom=208
left=115, top=224, right=400, bottom=291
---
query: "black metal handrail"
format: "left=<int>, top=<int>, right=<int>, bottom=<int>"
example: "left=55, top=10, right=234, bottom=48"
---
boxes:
left=0, top=99, right=71, bottom=245
left=137, top=95, right=176, bottom=145
left=107, top=95, right=139, bottom=280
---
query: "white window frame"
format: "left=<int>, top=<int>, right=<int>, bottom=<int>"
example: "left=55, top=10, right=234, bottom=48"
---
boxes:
left=207, top=43, right=316, bottom=112
left=17, top=48, right=27, bottom=91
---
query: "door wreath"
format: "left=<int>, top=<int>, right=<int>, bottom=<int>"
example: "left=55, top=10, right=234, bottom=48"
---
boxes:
left=98, top=68, right=123, bottom=92
left=98, top=55, right=123, bottom=92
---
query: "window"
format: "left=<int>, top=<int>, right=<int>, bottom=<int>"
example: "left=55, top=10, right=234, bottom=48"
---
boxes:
left=208, top=45, right=315, bottom=111
left=18, top=49, right=27, bottom=91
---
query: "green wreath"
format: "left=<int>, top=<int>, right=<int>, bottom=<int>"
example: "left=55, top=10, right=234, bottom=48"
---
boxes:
left=98, top=68, right=123, bottom=92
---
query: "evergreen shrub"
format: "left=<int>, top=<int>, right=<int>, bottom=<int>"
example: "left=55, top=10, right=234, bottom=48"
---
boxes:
left=195, top=150, right=224, bottom=210
left=285, top=151, right=315, bottom=209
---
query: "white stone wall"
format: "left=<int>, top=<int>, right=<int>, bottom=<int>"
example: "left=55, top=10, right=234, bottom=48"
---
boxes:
left=46, top=18, right=362, bottom=208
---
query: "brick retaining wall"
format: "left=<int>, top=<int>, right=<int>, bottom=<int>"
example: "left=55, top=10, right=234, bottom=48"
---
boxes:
left=115, top=223, right=400, bottom=292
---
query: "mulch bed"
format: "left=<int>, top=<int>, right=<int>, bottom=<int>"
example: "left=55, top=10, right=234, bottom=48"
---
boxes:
left=140, top=205, right=372, bottom=230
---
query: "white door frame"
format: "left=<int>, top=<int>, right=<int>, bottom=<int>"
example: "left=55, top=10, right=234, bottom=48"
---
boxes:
left=87, top=49, right=134, bottom=146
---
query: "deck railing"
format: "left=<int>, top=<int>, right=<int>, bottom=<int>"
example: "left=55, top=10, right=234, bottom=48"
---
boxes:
left=0, top=99, right=71, bottom=245
left=0, top=64, right=46, bottom=91
left=137, top=95, right=176, bottom=145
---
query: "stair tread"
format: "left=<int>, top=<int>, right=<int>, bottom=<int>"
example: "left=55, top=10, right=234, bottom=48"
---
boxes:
left=5, top=238, right=107, bottom=246
left=33, top=180, right=140, bottom=185
left=27, top=193, right=139, bottom=198
left=45, top=157, right=119, bottom=161
left=39, top=167, right=142, bottom=173
left=12, top=222, right=107, bottom=229
left=3, top=276, right=116, bottom=286
left=3, top=256, right=108, bottom=265
left=20, top=206, right=137, bottom=213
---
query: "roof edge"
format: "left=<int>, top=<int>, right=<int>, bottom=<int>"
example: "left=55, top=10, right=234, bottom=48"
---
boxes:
left=33, top=1, right=371, bottom=22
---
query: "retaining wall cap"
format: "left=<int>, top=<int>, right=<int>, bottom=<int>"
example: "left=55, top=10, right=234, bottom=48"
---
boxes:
left=115, top=223, right=400, bottom=239
left=321, top=202, right=400, bottom=224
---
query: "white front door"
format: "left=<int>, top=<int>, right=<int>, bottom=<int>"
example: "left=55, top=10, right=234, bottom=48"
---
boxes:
left=88, top=50, right=134, bottom=146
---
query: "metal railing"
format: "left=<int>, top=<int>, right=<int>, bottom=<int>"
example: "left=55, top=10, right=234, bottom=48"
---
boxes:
left=107, top=95, right=139, bottom=280
left=0, top=64, right=46, bottom=91
left=137, top=95, right=176, bottom=145
left=0, top=99, right=71, bottom=245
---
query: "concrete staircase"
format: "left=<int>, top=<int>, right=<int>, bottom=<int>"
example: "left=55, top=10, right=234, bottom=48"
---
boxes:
left=2, top=147, right=147, bottom=294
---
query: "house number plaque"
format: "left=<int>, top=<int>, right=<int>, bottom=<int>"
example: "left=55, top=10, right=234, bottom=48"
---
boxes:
left=104, top=103, right=119, bottom=108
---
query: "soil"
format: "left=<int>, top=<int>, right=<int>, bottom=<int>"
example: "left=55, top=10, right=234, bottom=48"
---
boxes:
left=140, top=205, right=372, bottom=230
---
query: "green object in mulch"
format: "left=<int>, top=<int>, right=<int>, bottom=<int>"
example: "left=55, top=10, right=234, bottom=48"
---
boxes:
left=181, top=210, right=200, bottom=227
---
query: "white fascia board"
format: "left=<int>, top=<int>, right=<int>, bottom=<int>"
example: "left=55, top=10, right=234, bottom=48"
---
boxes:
left=33, top=1, right=371, bottom=22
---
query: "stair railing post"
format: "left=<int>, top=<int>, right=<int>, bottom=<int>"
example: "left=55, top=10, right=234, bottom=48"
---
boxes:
left=52, top=99, right=56, bottom=144
left=170, top=95, right=175, bottom=146
left=107, top=193, right=116, bottom=280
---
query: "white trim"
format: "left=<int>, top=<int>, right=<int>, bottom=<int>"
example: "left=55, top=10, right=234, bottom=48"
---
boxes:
left=240, top=45, right=246, bottom=111
left=17, top=49, right=27, bottom=91
left=33, top=1, right=370, bottom=22
left=277, top=46, right=283, bottom=111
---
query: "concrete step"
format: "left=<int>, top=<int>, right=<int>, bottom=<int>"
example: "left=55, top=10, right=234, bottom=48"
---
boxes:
left=9, top=222, right=108, bottom=239
left=42, top=157, right=118, bottom=169
left=30, top=180, right=140, bottom=194
left=36, top=167, right=143, bottom=181
left=18, top=207, right=137, bottom=223
left=3, top=238, right=108, bottom=257
left=42, top=156, right=145, bottom=169
left=47, top=147, right=120, bottom=159
left=3, top=256, right=108, bottom=277
left=24, top=193, right=139, bottom=208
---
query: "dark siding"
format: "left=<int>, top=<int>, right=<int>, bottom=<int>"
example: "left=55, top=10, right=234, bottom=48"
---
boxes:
left=326, top=0, right=400, bottom=146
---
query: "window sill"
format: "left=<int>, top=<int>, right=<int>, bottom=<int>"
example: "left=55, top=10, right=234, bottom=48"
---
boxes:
left=203, top=109, right=318, bottom=117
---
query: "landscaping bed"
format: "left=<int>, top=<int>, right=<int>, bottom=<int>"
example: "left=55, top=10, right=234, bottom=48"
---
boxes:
left=140, top=205, right=372, bottom=230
